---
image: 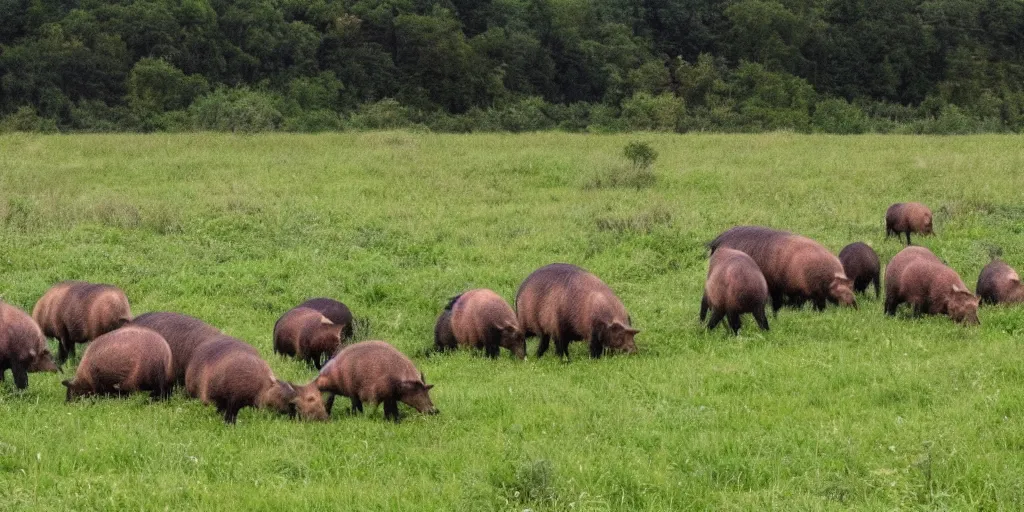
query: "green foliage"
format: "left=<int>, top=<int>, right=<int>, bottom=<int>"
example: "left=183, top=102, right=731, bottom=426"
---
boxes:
left=0, top=106, right=58, bottom=132
left=623, top=140, right=659, bottom=170
left=189, top=87, right=282, bottom=132
left=2, top=0, right=1024, bottom=133
left=348, top=98, right=412, bottom=130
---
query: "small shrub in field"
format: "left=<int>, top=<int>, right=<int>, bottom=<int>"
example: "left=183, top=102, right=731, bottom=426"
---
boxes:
left=584, top=141, right=659, bottom=190
left=349, top=99, right=411, bottom=130
left=812, top=98, right=868, bottom=134
left=623, top=141, right=658, bottom=171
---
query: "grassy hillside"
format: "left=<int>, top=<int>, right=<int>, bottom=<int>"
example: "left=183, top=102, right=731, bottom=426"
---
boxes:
left=1, top=132, right=1023, bottom=510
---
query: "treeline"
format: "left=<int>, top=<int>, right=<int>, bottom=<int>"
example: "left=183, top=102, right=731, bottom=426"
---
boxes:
left=2, top=0, right=1023, bottom=134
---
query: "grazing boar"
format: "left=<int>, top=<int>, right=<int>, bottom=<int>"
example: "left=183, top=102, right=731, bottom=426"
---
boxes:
left=976, top=259, right=1024, bottom=305
left=61, top=326, right=173, bottom=401
left=433, top=307, right=456, bottom=353
left=885, top=202, right=934, bottom=245
left=185, top=335, right=327, bottom=424
left=700, top=248, right=770, bottom=334
left=839, top=242, right=882, bottom=297
left=433, top=289, right=526, bottom=359
left=0, top=301, right=59, bottom=389
left=314, top=340, right=437, bottom=422
left=273, top=307, right=344, bottom=369
left=515, top=263, right=639, bottom=360
left=708, top=226, right=856, bottom=314
left=884, top=246, right=980, bottom=324
left=32, top=281, right=132, bottom=365
left=297, top=298, right=354, bottom=340
left=131, top=312, right=222, bottom=385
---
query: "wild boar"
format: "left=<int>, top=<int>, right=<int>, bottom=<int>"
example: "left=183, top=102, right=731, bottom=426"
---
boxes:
left=273, top=307, right=344, bottom=369
left=61, top=326, right=173, bottom=401
left=32, top=281, right=132, bottom=364
left=885, top=202, right=933, bottom=245
left=839, top=242, right=882, bottom=297
left=0, top=301, right=59, bottom=389
left=700, top=248, right=770, bottom=334
left=434, top=289, right=525, bottom=359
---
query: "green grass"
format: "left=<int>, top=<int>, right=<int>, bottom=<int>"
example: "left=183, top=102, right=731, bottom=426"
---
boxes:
left=2, top=132, right=1024, bottom=510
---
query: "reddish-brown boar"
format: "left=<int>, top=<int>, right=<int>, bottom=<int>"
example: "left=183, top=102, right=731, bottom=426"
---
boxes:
left=885, top=202, right=934, bottom=245
left=976, top=259, right=1024, bottom=305
left=839, top=242, right=882, bottom=297
left=314, top=340, right=437, bottom=422
left=0, top=301, right=59, bottom=389
left=61, top=326, right=173, bottom=401
left=185, top=335, right=327, bottom=424
left=700, top=248, right=770, bottom=334
left=273, top=307, right=344, bottom=369
left=708, top=226, right=856, bottom=314
left=515, top=263, right=639, bottom=360
left=884, top=246, right=979, bottom=324
left=32, top=281, right=132, bottom=364
left=131, top=311, right=222, bottom=385
left=434, top=289, right=525, bottom=359
left=297, top=298, right=354, bottom=339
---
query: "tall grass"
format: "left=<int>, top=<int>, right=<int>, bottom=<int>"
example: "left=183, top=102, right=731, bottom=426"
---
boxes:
left=1, top=132, right=1023, bottom=509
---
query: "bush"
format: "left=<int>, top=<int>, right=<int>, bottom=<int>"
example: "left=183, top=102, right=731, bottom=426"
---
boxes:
left=812, top=98, right=868, bottom=134
left=189, top=87, right=282, bottom=133
left=128, top=58, right=209, bottom=116
left=620, top=92, right=686, bottom=131
left=494, top=97, right=555, bottom=132
left=0, top=106, right=59, bottom=132
left=348, top=99, right=411, bottom=130
left=281, top=109, right=345, bottom=132
left=623, top=141, right=658, bottom=170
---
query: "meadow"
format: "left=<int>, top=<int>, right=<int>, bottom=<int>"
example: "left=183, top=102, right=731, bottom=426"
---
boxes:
left=1, top=132, right=1024, bottom=510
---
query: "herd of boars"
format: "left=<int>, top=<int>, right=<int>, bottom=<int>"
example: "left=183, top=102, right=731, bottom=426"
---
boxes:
left=1, top=202, right=1020, bottom=423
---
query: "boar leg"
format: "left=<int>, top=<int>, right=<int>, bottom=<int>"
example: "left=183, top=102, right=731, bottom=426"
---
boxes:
left=223, top=403, right=241, bottom=424
left=325, top=393, right=337, bottom=416
left=588, top=333, right=604, bottom=359
left=11, top=361, right=28, bottom=390
left=383, top=399, right=401, bottom=423
left=57, top=339, right=71, bottom=366
left=873, top=276, right=881, bottom=298
left=905, top=232, right=912, bottom=245
left=554, top=337, right=571, bottom=360
left=536, top=335, right=550, bottom=358
left=706, top=309, right=725, bottom=331
left=484, top=328, right=501, bottom=359
left=754, top=308, right=770, bottom=331
left=699, top=294, right=709, bottom=322
left=770, top=291, right=784, bottom=317
left=727, top=313, right=741, bottom=335
left=812, top=296, right=827, bottom=311
left=349, top=397, right=364, bottom=415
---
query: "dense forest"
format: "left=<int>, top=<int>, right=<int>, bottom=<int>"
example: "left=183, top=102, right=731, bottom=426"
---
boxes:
left=1, top=0, right=1023, bottom=133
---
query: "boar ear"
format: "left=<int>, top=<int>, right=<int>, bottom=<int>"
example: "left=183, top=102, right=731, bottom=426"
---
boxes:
left=320, top=316, right=333, bottom=325
left=1011, top=276, right=1021, bottom=284
left=425, top=384, right=434, bottom=391
left=61, top=379, right=71, bottom=388
left=625, top=327, right=640, bottom=335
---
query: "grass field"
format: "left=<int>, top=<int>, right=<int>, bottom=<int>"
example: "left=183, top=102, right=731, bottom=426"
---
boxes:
left=1, top=132, right=1024, bottom=510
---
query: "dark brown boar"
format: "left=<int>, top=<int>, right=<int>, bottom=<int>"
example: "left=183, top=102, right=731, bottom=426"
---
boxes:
left=707, top=226, right=857, bottom=314
left=976, top=259, right=1024, bottom=305
left=434, top=289, right=526, bottom=359
left=839, top=242, right=882, bottom=297
left=885, top=202, right=934, bottom=245
left=273, top=307, right=344, bottom=369
left=185, top=335, right=328, bottom=424
left=515, top=263, right=639, bottom=360
left=433, top=306, right=456, bottom=353
left=297, top=298, right=354, bottom=340
left=0, top=301, right=59, bottom=389
left=884, top=246, right=979, bottom=324
left=32, top=281, right=132, bottom=365
left=700, top=248, right=770, bottom=334
left=61, top=326, right=173, bottom=401
left=314, top=340, right=437, bottom=422
left=131, top=311, right=222, bottom=385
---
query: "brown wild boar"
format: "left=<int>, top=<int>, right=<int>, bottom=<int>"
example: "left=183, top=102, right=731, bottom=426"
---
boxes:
left=185, top=335, right=327, bottom=424
left=976, top=259, right=1024, bottom=305
left=516, top=263, right=639, bottom=360
left=839, top=242, right=882, bottom=297
left=434, top=289, right=526, bottom=359
left=884, top=246, right=979, bottom=324
left=131, top=311, right=222, bottom=385
left=0, top=301, right=59, bottom=389
left=297, top=298, right=354, bottom=339
left=885, top=202, right=933, bottom=245
left=273, top=307, right=344, bottom=369
left=61, top=326, right=173, bottom=401
left=32, top=281, right=132, bottom=365
left=700, top=248, right=770, bottom=334
left=433, top=308, right=455, bottom=353
left=708, top=226, right=856, bottom=314
left=314, top=340, right=437, bottom=422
